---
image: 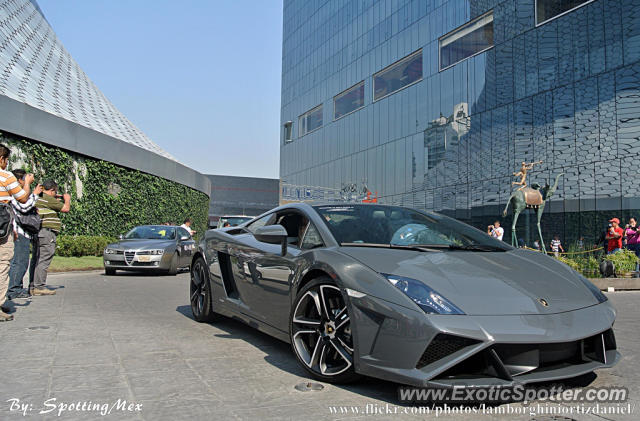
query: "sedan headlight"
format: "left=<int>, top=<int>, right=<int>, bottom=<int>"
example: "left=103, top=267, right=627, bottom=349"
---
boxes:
left=578, top=275, right=607, bottom=303
left=384, top=274, right=465, bottom=315
left=104, top=248, right=116, bottom=254
left=149, top=249, right=164, bottom=255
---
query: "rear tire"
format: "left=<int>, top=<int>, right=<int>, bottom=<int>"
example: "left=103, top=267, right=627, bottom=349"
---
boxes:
left=105, top=268, right=116, bottom=276
left=289, top=277, right=360, bottom=384
left=190, top=256, right=218, bottom=322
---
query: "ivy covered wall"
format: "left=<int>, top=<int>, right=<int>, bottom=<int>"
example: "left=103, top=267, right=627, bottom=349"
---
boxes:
left=0, top=131, right=209, bottom=238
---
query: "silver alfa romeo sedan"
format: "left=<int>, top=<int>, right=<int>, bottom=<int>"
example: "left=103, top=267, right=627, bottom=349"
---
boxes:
left=103, top=225, right=195, bottom=275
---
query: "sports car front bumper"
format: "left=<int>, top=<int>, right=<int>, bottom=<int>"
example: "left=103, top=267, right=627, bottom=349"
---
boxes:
left=347, top=292, right=619, bottom=387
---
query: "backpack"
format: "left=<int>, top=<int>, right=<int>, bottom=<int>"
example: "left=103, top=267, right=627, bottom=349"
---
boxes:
left=0, top=202, right=13, bottom=241
left=14, top=207, right=41, bottom=235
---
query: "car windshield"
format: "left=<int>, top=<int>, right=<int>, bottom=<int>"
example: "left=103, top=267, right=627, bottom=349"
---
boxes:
left=313, top=205, right=511, bottom=250
left=219, top=217, right=252, bottom=227
left=125, top=226, right=176, bottom=240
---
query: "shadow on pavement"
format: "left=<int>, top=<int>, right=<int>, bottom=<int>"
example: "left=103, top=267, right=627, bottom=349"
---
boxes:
left=175, top=304, right=405, bottom=404
left=174, top=303, right=603, bottom=405
left=102, top=269, right=188, bottom=277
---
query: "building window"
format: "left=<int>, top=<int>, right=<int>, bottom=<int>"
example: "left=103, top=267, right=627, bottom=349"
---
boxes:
left=536, top=0, right=594, bottom=26
left=439, top=12, right=493, bottom=71
left=283, top=121, right=293, bottom=143
left=298, top=105, right=323, bottom=137
left=373, top=50, right=422, bottom=101
left=334, top=81, right=365, bottom=120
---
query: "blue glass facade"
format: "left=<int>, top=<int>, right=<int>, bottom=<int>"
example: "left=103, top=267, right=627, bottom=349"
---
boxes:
left=280, top=0, right=640, bottom=246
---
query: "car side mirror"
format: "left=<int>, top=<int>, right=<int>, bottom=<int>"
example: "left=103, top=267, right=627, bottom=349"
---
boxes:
left=254, top=225, right=288, bottom=256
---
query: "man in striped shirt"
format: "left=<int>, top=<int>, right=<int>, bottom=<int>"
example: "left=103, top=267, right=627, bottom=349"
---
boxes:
left=32, top=180, right=70, bottom=295
left=0, top=144, right=33, bottom=322
left=7, top=169, right=42, bottom=300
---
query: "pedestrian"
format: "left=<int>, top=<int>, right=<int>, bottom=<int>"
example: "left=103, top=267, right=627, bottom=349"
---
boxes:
left=577, top=236, right=585, bottom=251
left=487, top=220, right=504, bottom=241
left=180, top=218, right=196, bottom=236
left=605, top=218, right=624, bottom=254
left=31, top=180, right=70, bottom=296
left=533, top=240, right=541, bottom=251
left=7, top=169, right=41, bottom=300
left=0, top=144, right=33, bottom=321
left=625, top=217, right=639, bottom=257
left=550, top=235, right=564, bottom=258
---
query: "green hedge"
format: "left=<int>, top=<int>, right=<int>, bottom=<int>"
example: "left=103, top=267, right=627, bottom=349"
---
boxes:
left=0, top=131, right=209, bottom=240
left=56, top=235, right=117, bottom=257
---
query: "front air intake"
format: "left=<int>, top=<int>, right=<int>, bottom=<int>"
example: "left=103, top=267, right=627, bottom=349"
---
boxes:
left=416, top=334, right=481, bottom=369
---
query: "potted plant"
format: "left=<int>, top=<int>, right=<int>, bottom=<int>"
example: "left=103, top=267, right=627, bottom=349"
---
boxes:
left=604, top=249, right=640, bottom=278
left=584, top=255, right=600, bottom=277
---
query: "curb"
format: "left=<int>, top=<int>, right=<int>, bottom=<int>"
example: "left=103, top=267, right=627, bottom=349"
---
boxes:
left=589, top=278, right=640, bottom=291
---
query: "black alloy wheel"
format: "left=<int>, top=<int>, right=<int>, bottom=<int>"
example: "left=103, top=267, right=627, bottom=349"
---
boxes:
left=190, top=256, right=217, bottom=322
left=290, top=277, right=360, bottom=383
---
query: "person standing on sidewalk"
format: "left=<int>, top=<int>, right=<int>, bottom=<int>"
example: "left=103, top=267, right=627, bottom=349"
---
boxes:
left=31, top=180, right=70, bottom=296
left=0, top=144, right=33, bottom=321
left=180, top=218, right=196, bottom=236
left=7, top=169, right=41, bottom=300
left=605, top=218, right=624, bottom=254
left=550, top=235, right=564, bottom=258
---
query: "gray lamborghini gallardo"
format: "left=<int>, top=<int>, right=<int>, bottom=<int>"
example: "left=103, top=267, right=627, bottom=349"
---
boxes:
left=189, top=203, right=619, bottom=386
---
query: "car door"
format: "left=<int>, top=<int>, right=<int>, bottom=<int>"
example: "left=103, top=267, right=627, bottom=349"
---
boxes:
left=206, top=213, right=276, bottom=319
left=234, top=210, right=311, bottom=330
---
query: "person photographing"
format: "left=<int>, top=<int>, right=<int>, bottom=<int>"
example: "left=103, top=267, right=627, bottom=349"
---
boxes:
left=0, top=144, right=33, bottom=321
left=7, top=169, right=42, bottom=300
left=487, top=221, right=504, bottom=241
left=605, top=218, right=624, bottom=254
left=31, top=180, right=70, bottom=296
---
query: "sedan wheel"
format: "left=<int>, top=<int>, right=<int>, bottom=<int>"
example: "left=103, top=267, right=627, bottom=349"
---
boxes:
left=290, top=277, right=359, bottom=383
left=190, top=256, right=218, bottom=322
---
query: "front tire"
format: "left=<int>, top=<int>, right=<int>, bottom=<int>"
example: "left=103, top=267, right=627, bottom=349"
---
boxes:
left=290, top=277, right=360, bottom=384
left=167, top=253, right=178, bottom=276
left=190, top=256, right=218, bottom=322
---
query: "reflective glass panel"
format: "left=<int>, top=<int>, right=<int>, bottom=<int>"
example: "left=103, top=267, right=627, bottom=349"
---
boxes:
left=373, top=50, right=422, bottom=101
left=334, top=81, right=365, bottom=119
left=439, top=12, right=494, bottom=70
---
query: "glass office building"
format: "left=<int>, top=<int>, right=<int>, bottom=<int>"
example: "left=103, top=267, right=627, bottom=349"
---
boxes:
left=280, top=0, right=640, bottom=246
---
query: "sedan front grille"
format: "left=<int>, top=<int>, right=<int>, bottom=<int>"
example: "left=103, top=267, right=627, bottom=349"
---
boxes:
left=124, top=251, right=135, bottom=265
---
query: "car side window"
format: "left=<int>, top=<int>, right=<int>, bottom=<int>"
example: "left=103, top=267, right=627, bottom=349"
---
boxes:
left=275, top=212, right=309, bottom=248
left=247, top=213, right=274, bottom=233
left=301, top=223, right=324, bottom=250
left=178, top=227, right=191, bottom=239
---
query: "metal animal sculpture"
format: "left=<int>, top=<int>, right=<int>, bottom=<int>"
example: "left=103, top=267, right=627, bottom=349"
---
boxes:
left=502, top=173, right=564, bottom=253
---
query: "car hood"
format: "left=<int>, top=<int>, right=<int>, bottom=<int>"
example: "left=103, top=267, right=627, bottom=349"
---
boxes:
left=339, top=247, right=599, bottom=315
left=110, top=239, right=174, bottom=250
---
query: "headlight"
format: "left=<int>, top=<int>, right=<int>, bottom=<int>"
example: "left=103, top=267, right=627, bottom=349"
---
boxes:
left=150, top=249, right=164, bottom=255
left=578, top=275, right=607, bottom=303
left=384, top=274, right=465, bottom=315
left=105, top=248, right=116, bottom=254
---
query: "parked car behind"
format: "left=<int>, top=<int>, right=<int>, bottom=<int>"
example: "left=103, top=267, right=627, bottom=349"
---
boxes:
left=103, top=225, right=195, bottom=275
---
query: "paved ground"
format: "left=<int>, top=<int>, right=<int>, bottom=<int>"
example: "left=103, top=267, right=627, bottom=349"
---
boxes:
left=0, top=270, right=637, bottom=420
